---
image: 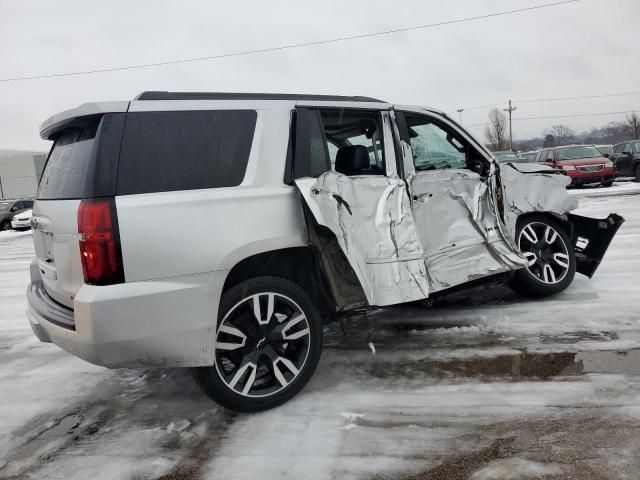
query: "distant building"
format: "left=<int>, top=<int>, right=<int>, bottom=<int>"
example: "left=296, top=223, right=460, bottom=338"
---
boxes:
left=0, top=149, right=47, bottom=199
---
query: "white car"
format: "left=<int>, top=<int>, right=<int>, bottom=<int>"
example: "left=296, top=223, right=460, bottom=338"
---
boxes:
left=11, top=209, right=32, bottom=230
left=27, top=92, right=623, bottom=412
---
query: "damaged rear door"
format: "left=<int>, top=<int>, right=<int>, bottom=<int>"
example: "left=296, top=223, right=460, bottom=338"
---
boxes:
left=394, top=109, right=526, bottom=293
left=293, top=107, right=430, bottom=307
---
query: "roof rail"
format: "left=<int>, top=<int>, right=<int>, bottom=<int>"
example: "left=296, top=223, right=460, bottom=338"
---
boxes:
left=134, top=91, right=385, bottom=103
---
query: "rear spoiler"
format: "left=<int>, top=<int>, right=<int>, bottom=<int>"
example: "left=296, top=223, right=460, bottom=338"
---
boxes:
left=568, top=213, right=624, bottom=278
left=40, top=101, right=129, bottom=140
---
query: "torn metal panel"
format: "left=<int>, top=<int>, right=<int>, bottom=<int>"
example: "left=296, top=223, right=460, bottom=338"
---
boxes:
left=407, top=166, right=528, bottom=293
left=499, top=163, right=578, bottom=238
left=296, top=171, right=429, bottom=307
left=568, top=213, right=624, bottom=278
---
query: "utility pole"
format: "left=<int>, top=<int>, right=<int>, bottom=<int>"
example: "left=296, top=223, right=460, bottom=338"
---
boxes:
left=503, top=99, right=517, bottom=151
left=456, top=108, right=464, bottom=125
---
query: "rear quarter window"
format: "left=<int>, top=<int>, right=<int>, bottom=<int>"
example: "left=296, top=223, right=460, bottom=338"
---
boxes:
left=116, top=110, right=257, bottom=195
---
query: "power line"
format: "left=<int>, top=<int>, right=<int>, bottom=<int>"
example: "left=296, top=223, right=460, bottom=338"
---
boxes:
left=453, top=90, right=640, bottom=114
left=0, top=0, right=579, bottom=83
left=466, top=109, right=639, bottom=129
left=516, top=91, right=640, bottom=103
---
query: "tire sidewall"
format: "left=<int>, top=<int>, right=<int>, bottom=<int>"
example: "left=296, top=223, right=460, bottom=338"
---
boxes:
left=195, top=276, right=323, bottom=413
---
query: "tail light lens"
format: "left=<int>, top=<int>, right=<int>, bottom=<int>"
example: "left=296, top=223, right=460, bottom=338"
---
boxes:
left=78, top=199, right=124, bottom=285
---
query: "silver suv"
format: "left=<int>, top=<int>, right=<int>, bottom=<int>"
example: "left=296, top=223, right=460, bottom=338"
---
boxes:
left=27, top=91, right=623, bottom=412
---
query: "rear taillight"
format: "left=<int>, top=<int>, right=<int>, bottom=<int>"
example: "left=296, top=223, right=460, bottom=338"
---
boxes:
left=78, top=198, right=124, bottom=285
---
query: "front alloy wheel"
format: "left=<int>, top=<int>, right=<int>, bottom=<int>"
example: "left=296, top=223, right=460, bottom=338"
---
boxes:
left=509, top=216, right=576, bottom=297
left=194, top=276, right=322, bottom=412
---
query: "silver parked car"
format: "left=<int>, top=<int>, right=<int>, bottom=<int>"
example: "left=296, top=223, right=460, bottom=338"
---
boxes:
left=27, top=92, right=623, bottom=412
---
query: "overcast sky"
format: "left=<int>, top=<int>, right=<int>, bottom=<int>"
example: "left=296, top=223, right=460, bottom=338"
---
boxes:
left=1, top=0, right=639, bottom=151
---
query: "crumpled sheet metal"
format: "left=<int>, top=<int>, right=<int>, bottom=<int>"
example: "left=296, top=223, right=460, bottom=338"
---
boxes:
left=297, top=171, right=429, bottom=306
left=408, top=168, right=528, bottom=292
left=499, top=163, right=578, bottom=237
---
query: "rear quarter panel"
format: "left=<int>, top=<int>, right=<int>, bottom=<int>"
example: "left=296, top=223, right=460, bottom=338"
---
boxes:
left=116, top=106, right=308, bottom=282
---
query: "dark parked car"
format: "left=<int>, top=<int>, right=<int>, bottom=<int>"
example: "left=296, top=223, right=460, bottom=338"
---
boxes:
left=535, top=145, right=615, bottom=187
left=0, top=199, right=34, bottom=230
left=611, top=141, right=640, bottom=181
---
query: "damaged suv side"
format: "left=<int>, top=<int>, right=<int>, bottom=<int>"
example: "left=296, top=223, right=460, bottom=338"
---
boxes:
left=27, top=92, right=623, bottom=412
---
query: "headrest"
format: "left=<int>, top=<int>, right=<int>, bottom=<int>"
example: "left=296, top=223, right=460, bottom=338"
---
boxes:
left=335, top=145, right=370, bottom=175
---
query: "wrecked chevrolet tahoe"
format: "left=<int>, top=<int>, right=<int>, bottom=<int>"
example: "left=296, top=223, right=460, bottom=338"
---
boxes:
left=27, top=92, right=623, bottom=412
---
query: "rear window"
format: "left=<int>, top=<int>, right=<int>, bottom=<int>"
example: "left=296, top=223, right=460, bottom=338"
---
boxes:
left=37, top=120, right=99, bottom=200
left=116, top=110, right=257, bottom=195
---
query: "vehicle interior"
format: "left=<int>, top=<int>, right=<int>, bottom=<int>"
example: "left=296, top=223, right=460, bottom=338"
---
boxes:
left=319, top=109, right=385, bottom=176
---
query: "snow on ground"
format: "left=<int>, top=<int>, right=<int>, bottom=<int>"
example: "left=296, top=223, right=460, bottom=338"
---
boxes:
left=1, top=186, right=640, bottom=479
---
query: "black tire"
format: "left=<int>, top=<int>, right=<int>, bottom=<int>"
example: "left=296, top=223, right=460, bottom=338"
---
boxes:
left=634, top=165, right=640, bottom=183
left=602, top=180, right=613, bottom=187
left=0, top=220, right=11, bottom=231
left=509, top=215, right=576, bottom=298
left=193, top=276, right=323, bottom=413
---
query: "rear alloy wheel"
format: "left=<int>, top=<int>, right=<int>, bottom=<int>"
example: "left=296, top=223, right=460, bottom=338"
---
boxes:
left=635, top=165, right=640, bottom=183
left=509, top=216, right=576, bottom=297
left=1, top=220, right=11, bottom=231
left=194, top=276, right=322, bottom=412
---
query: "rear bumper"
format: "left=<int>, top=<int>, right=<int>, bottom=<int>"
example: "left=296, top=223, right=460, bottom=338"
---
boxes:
left=27, top=260, right=228, bottom=368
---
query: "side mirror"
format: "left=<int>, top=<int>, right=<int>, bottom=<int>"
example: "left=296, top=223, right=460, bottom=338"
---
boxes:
left=602, top=153, right=610, bottom=159
left=623, top=150, right=631, bottom=155
left=10, top=206, right=17, bottom=212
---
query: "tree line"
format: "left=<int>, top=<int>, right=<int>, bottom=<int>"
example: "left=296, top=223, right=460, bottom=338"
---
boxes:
left=483, top=108, right=640, bottom=152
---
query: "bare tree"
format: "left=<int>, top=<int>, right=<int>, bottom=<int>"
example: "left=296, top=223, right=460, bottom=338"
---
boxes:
left=543, top=125, right=575, bottom=146
left=624, top=111, right=640, bottom=139
left=484, top=108, right=508, bottom=151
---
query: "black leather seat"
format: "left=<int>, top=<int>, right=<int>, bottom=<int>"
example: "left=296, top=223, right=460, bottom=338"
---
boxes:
left=335, top=145, right=370, bottom=176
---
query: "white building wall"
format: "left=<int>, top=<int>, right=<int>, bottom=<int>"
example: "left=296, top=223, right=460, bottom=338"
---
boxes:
left=0, top=150, right=47, bottom=199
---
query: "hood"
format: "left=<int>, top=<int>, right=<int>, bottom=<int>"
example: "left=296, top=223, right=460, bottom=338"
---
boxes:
left=555, top=157, right=608, bottom=166
left=13, top=209, right=32, bottom=220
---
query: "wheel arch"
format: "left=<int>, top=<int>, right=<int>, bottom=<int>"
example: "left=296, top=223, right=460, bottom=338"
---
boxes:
left=222, top=242, right=364, bottom=320
left=515, top=211, right=573, bottom=239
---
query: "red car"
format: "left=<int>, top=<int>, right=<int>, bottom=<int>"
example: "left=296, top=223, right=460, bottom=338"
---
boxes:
left=535, top=145, right=615, bottom=187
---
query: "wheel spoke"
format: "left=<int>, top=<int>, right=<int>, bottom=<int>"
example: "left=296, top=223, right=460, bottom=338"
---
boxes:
left=521, top=224, right=538, bottom=244
left=553, top=252, right=570, bottom=269
left=522, top=251, right=537, bottom=266
left=252, top=293, right=274, bottom=325
left=542, top=263, right=556, bottom=283
left=215, top=324, right=247, bottom=351
left=280, top=313, right=310, bottom=341
left=228, top=361, right=257, bottom=392
left=272, top=357, right=300, bottom=387
left=544, top=226, right=558, bottom=245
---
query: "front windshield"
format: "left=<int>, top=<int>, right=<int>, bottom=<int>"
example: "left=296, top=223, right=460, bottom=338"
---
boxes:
left=0, top=202, right=11, bottom=211
left=556, top=146, right=601, bottom=160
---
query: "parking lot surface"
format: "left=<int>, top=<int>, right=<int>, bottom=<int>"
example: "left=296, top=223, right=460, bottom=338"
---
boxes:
left=1, top=182, right=639, bottom=480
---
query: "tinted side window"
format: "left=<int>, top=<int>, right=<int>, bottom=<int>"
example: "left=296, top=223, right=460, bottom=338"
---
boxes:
left=117, top=110, right=257, bottom=195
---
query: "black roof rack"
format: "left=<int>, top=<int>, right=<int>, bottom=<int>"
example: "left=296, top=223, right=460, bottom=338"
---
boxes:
left=135, top=91, right=385, bottom=103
